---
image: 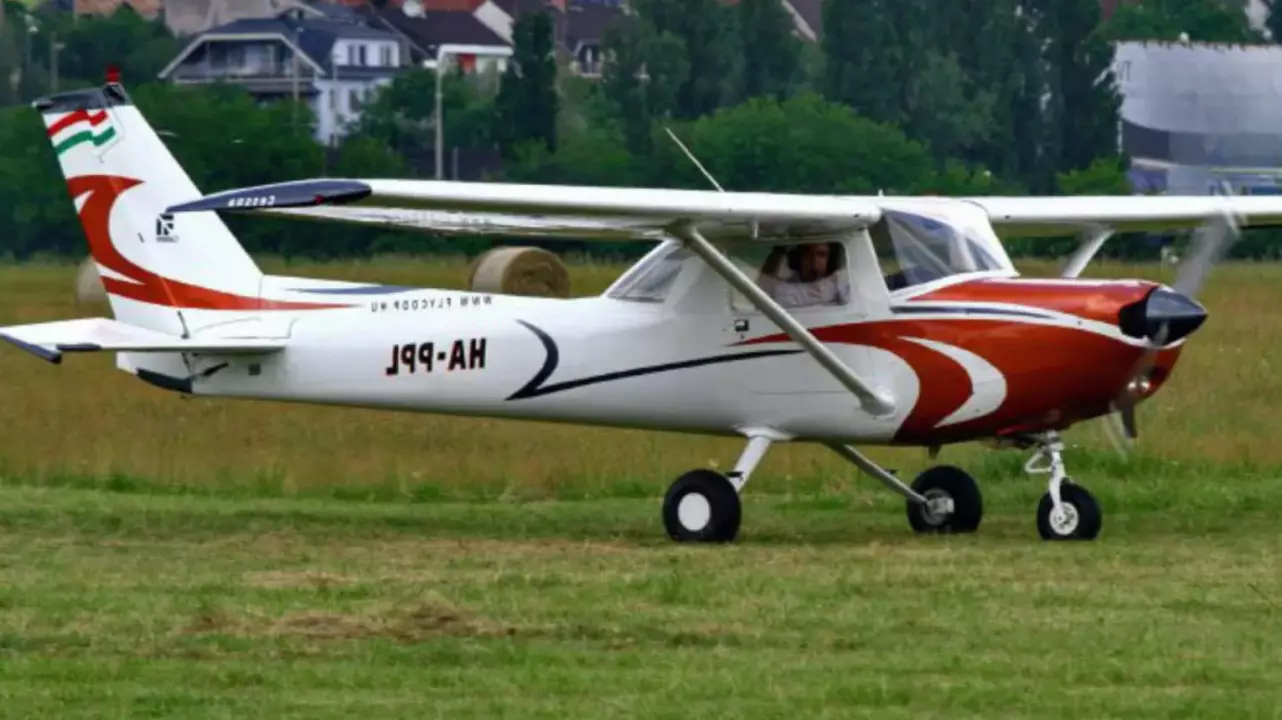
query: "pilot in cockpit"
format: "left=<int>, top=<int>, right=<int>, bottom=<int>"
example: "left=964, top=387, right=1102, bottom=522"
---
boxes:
left=756, top=242, right=850, bottom=308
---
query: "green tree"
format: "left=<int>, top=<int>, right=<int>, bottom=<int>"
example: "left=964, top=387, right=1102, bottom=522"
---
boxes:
left=492, top=9, right=559, bottom=159
left=1009, top=1, right=1055, bottom=192
left=901, top=50, right=997, bottom=166
left=630, top=0, right=739, bottom=119
left=598, top=18, right=688, bottom=156
left=0, top=103, right=81, bottom=258
left=36, top=7, right=179, bottom=91
left=735, top=0, right=801, bottom=102
left=1047, top=0, right=1122, bottom=175
left=505, top=125, right=639, bottom=187
left=349, top=67, right=496, bottom=160
left=929, top=0, right=1022, bottom=180
left=649, top=91, right=936, bottom=195
left=822, top=0, right=903, bottom=125
left=1055, top=155, right=1131, bottom=195
left=1099, top=0, right=1260, bottom=42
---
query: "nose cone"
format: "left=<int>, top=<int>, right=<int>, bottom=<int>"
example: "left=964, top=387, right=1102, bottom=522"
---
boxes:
left=1119, top=288, right=1208, bottom=344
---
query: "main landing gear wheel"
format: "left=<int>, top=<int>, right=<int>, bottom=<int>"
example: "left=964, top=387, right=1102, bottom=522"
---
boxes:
left=1037, top=480, right=1101, bottom=541
left=662, top=469, right=742, bottom=543
left=906, top=465, right=983, bottom=535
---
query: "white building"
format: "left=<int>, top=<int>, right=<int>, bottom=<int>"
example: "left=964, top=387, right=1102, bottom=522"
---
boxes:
left=1114, top=39, right=1282, bottom=195
left=158, top=5, right=405, bottom=145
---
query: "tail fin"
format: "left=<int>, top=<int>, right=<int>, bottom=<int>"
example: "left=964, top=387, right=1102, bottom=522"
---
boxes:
left=34, top=80, right=264, bottom=335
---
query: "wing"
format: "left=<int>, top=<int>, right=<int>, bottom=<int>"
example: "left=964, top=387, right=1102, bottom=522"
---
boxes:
left=967, top=195, right=1282, bottom=237
left=163, top=178, right=884, bottom=241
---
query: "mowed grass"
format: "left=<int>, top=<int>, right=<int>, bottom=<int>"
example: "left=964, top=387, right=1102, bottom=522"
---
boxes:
left=2, top=484, right=1282, bottom=718
left=4, top=255, right=1282, bottom=716
left=0, top=254, right=1278, bottom=500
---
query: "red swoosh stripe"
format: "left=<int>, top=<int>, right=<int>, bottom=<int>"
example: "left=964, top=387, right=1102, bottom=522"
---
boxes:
left=736, top=319, right=1160, bottom=444
left=70, top=174, right=349, bottom=312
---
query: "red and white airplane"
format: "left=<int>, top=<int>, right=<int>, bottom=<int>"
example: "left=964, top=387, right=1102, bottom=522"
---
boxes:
left=3, top=78, right=1274, bottom=543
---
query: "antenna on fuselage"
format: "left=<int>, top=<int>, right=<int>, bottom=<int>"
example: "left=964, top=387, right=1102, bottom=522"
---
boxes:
left=665, top=127, right=761, bottom=239
left=664, top=127, right=724, bottom=193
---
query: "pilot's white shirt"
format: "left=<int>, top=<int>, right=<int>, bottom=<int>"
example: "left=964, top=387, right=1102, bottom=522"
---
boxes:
left=762, top=270, right=850, bottom=308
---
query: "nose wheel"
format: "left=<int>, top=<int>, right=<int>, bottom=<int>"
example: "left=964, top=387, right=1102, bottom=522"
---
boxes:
left=1025, top=434, right=1102, bottom=541
left=1036, top=480, right=1101, bottom=540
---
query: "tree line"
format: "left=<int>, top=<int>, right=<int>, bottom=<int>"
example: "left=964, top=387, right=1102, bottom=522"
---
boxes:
left=0, top=0, right=1278, bottom=262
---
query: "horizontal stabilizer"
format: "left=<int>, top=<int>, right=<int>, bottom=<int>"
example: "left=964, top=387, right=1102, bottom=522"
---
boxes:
left=0, top=317, right=286, bottom=364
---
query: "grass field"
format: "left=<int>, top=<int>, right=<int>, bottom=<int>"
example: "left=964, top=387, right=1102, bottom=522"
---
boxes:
left=3, top=255, right=1282, bottom=717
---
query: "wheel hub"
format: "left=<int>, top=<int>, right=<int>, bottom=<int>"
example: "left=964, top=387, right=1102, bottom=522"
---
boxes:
left=677, top=493, right=712, bottom=532
left=921, top=489, right=955, bottom=525
left=1049, top=502, right=1079, bottom=536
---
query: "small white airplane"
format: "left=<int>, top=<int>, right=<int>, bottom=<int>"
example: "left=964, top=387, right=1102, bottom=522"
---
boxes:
left=3, top=77, right=1275, bottom=543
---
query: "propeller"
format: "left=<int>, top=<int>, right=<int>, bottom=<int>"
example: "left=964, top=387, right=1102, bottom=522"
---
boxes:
left=1103, top=188, right=1241, bottom=457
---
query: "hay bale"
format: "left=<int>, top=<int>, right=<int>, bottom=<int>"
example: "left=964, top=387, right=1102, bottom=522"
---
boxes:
left=467, top=246, right=570, bottom=298
left=74, top=256, right=107, bottom=304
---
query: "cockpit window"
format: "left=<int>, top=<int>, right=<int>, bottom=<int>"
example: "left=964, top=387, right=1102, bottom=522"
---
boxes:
left=607, top=244, right=691, bottom=302
left=873, top=209, right=1007, bottom=291
left=729, top=241, right=851, bottom=311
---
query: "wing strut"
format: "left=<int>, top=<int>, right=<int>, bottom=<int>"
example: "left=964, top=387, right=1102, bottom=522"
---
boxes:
left=670, top=223, right=896, bottom=417
left=1060, top=227, right=1114, bottom=279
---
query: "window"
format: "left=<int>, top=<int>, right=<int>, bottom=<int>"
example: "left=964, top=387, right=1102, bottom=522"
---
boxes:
left=608, top=245, right=691, bottom=303
left=349, top=88, right=362, bottom=111
left=347, top=44, right=356, bottom=65
left=729, top=241, right=851, bottom=311
left=379, top=44, right=393, bottom=66
left=358, top=44, right=368, bottom=66
left=872, top=209, right=1006, bottom=292
left=225, top=45, right=247, bottom=73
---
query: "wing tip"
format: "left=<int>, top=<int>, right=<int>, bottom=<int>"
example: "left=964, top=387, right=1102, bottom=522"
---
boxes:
left=166, top=179, right=372, bottom=214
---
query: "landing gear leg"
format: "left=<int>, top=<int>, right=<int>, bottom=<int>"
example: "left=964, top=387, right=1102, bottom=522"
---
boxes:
left=662, top=432, right=778, bottom=543
left=825, top=443, right=983, bottom=535
left=1025, top=432, right=1102, bottom=541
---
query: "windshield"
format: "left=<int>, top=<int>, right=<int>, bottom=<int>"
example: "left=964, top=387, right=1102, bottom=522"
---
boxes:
left=873, top=207, right=1011, bottom=291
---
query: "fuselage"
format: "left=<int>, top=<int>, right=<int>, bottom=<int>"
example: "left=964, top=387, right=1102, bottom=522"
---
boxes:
left=172, top=270, right=1186, bottom=448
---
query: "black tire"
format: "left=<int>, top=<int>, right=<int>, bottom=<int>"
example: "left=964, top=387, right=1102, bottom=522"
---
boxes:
left=906, top=465, right=983, bottom=534
left=1037, top=481, right=1102, bottom=541
left=662, top=469, right=742, bottom=543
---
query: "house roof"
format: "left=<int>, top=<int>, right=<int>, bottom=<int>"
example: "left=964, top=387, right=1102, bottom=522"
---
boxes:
left=364, top=6, right=508, bottom=62
left=159, top=13, right=402, bottom=78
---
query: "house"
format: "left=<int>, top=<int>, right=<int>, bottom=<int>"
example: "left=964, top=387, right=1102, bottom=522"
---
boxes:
left=361, top=1, right=513, bottom=72
left=560, top=0, right=625, bottom=76
left=157, top=5, right=405, bottom=145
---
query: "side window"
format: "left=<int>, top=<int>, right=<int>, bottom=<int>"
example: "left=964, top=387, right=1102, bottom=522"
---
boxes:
left=729, top=241, right=851, bottom=312
left=609, top=247, right=691, bottom=303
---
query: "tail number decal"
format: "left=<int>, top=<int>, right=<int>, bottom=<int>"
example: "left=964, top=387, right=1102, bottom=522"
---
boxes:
left=385, top=339, right=487, bottom=376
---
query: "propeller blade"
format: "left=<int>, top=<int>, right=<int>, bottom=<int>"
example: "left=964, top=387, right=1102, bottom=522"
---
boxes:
left=1100, top=196, right=1236, bottom=457
left=1173, top=210, right=1238, bottom=299
left=1120, top=404, right=1137, bottom=440
left=1102, top=402, right=1133, bottom=460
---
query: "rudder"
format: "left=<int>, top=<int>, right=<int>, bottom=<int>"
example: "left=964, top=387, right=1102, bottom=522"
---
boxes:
left=34, top=79, right=264, bottom=335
